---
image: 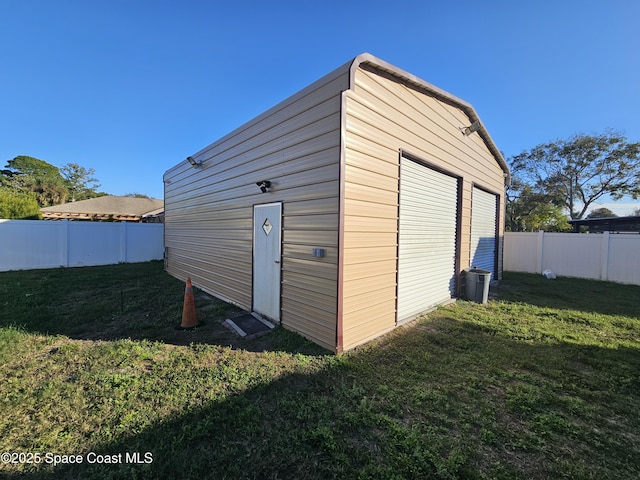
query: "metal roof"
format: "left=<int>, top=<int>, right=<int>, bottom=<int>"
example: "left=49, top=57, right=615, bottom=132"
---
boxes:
left=350, top=53, right=510, bottom=183
left=167, top=53, right=509, bottom=184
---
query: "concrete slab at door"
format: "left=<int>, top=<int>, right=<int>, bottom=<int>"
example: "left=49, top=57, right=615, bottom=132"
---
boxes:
left=253, top=203, right=282, bottom=321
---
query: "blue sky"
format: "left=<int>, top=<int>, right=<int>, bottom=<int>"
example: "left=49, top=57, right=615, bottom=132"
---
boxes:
left=1, top=1, right=639, bottom=214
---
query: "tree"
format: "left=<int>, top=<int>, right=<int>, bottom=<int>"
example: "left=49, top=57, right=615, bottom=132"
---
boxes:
left=511, top=131, right=640, bottom=219
left=632, top=207, right=640, bottom=216
left=506, top=184, right=571, bottom=232
left=124, top=192, right=151, bottom=198
left=506, top=159, right=571, bottom=232
left=4, top=155, right=61, bottom=180
left=2, top=156, right=69, bottom=206
left=60, top=163, right=100, bottom=201
left=586, top=207, right=617, bottom=219
left=0, top=188, right=41, bottom=219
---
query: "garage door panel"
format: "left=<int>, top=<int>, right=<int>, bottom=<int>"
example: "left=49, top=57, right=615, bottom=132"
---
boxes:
left=399, top=253, right=455, bottom=266
left=470, top=187, right=497, bottom=277
left=398, top=157, right=459, bottom=323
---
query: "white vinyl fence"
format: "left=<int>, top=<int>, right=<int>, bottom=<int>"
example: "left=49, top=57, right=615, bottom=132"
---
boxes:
left=0, top=219, right=164, bottom=272
left=504, top=231, right=640, bottom=285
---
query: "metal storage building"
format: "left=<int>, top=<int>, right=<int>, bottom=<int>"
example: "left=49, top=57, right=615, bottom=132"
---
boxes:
left=163, top=53, right=509, bottom=352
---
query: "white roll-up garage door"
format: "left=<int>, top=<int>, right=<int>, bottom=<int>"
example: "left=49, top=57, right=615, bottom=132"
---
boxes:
left=397, top=157, right=459, bottom=323
left=470, top=187, right=497, bottom=278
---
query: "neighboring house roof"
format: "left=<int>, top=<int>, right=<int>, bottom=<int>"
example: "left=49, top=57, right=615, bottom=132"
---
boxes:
left=41, top=196, right=164, bottom=221
left=568, top=215, right=640, bottom=233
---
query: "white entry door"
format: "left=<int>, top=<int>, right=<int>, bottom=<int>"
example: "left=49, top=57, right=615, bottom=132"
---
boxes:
left=253, top=203, right=282, bottom=321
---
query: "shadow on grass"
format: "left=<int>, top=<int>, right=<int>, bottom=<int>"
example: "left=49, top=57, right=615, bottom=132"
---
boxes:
left=0, top=261, right=327, bottom=355
left=9, top=315, right=639, bottom=480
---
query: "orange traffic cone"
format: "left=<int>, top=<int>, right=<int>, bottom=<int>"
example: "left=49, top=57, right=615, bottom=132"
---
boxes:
left=178, top=277, right=199, bottom=329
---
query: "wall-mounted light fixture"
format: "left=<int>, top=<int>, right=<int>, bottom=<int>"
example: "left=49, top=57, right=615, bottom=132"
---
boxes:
left=459, top=120, right=481, bottom=136
left=256, top=180, right=271, bottom=193
left=186, top=156, right=203, bottom=169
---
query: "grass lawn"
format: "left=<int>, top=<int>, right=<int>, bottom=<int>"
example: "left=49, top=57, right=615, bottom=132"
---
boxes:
left=0, top=261, right=638, bottom=479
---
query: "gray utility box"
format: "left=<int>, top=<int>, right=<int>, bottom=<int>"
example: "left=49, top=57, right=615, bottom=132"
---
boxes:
left=464, top=267, right=491, bottom=304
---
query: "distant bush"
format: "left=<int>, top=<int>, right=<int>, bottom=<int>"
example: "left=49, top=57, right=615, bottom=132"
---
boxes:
left=0, top=188, right=41, bottom=219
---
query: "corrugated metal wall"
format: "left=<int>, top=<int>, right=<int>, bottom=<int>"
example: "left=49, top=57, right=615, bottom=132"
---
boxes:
left=164, top=65, right=349, bottom=351
left=340, top=64, right=506, bottom=350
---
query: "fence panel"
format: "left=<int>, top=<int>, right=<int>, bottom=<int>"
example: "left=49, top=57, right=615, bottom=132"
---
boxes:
left=0, top=219, right=164, bottom=271
left=608, top=235, right=640, bottom=285
left=504, top=231, right=640, bottom=285
left=125, top=223, right=166, bottom=263
left=67, top=222, right=123, bottom=267
left=541, top=233, right=602, bottom=279
left=503, top=232, right=538, bottom=273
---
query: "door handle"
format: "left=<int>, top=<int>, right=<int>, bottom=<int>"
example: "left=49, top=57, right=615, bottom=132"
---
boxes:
left=274, top=260, right=280, bottom=264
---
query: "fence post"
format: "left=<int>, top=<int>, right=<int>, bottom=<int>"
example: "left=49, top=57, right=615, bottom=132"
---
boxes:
left=120, top=221, right=127, bottom=263
left=536, top=230, right=544, bottom=274
left=60, top=219, right=69, bottom=267
left=600, top=231, right=610, bottom=281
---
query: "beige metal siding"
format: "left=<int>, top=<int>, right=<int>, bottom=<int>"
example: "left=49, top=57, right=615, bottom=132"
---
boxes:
left=165, top=66, right=349, bottom=352
left=340, top=65, right=505, bottom=350
left=341, top=93, right=399, bottom=350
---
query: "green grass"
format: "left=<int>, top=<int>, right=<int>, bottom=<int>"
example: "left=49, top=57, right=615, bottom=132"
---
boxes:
left=0, top=262, right=638, bottom=479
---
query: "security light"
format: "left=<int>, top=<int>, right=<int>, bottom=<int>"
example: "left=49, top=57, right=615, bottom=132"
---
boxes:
left=256, top=180, right=271, bottom=193
left=460, top=120, right=481, bottom=136
left=186, top=156, right=202, bottom=169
